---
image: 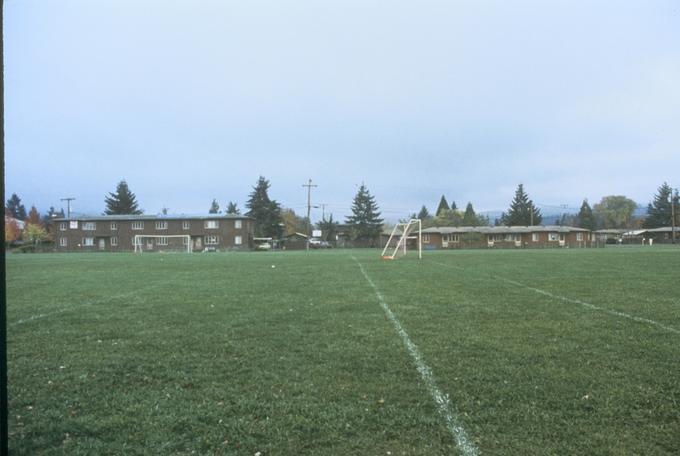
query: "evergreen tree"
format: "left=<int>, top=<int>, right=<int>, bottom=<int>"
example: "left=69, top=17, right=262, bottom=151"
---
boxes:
left=502, top=184, right=542, bottom=226
left=450, top=200, right=457, bottom=211
left=417, top=205, right=431, bottom=220
left=42, top=206, right=64, bottom=226
left=6, top=193, right=27, bottom=220
left=345, top=184, right=384, bottom=242
left=104, top=180, right=143, bottom=215
left=316, top=214, right=340, bottom=242
left=226, top=201, right=240, bottom=214
left=209, top=199, right=220, bottom=214
left=644, top=182, right=679, bottom=228
left=435, top=195, right=450, bottom=216
left=463, top=202, right=488, bottom=226
left=577, top=199, right=596, bottom=230
left=246, top=176, right=283, bottom=238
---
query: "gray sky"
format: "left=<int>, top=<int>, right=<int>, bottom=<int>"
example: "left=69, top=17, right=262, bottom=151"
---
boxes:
left=5, top=0, right=680, bottom=222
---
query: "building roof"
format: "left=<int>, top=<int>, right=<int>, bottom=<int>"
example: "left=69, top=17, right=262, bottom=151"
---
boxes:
left=53, top=213, right=251, bottom=222
left=422, top=225, right=589, bottom=235
left=638, top=227, right=680, bottom=233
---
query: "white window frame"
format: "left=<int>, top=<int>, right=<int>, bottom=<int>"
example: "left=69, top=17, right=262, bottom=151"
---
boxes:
left=69, top=220, right=78, bottom=229
left=182, top=236, right=189, bottom=245
left=59, top=222, right=67, bottom=231
left=234, top=220, right=242, bottom=229
left=82, top=237, right=95, bottom=247
left=131, top=221, right=144, bottom=230
left=576, top=232, right=583, bottom=241
left=492, top=234, right=504, bottom=242
left=156, top=221, right=168, bottom=230
left=532, top=233, right=539, bottom=242
left=182, top=221, right=191, bottom=230
left=111, top=222, right=118, bottom=230
left=204, top=220, right=219, bottom=229
left=132, top=237, right=143, bottom=246
left=83, top=222, right=96, bottom=231
left=157, top=236, right=168, bottom=245
left=235, top=235, right=242, bottom=245
left=205, top=235, right=219, bottom=245
left=111, top=236, right=118, bottom=246
left=548, top=233, right=559, bottom=241
left=422, top=234, right=430, bottom=243
left=59, top=237, right=67, bottom=247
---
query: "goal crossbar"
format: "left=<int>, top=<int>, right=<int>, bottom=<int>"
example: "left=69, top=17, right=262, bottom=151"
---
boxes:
left=381, top=219, right=422, bottom=260
left=134, top=235, right=193, bottom=253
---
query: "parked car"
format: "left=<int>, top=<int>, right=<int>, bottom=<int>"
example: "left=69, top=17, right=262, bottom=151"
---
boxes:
left=309, top=238, right=331, bottom=248
left=256, top=242, right=272, bottom=251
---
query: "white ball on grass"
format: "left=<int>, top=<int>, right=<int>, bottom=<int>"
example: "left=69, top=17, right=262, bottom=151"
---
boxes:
left=271, top=265, right=276, bottom=268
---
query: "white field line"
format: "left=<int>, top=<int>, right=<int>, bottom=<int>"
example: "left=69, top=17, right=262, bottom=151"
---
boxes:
left=10, top=282, right=166, bottom=327
left=429, top=260, right=680, bottom=336
left=352, top=257, right=478, bottom=456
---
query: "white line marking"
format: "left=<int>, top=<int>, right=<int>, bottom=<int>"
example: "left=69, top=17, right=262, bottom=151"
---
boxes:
left=352, top=256, right=478, bottom=456
left=430, top=260, right=680, bottom=335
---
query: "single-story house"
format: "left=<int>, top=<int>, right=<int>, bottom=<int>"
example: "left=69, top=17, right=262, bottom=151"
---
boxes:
left=420, top=225, right=593, bottom=249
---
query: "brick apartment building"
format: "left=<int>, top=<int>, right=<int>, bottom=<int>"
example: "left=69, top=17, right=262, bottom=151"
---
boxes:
left=52, top=214, right=254, bottom=252
left=419, top=225, right=593, bottom=249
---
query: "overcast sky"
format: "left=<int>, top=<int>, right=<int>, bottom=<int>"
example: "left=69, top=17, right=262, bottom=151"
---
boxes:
left=5, top=1, right=680, bottom=222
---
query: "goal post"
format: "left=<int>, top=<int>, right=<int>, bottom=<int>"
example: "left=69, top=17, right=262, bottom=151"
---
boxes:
left=133, top=235, right=193, bottom=253
left=381, top=219, right=422, bottom=260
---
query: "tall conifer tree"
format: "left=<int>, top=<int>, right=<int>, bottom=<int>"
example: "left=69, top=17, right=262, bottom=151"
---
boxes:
left=502, top=184, right=542, bottom=226
left=104, top=180, right=143, bottom=215
left=345, top=184, right=383, bottom=242
left=435, top=195, right=450, bottom=216
left=246, top=176, right=283, bottom=238
left=644, top=182, right=679, bottom=228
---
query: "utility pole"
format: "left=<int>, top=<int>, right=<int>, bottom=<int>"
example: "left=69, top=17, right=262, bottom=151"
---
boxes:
left=60, top=197, right=75, bottom=219
left=321, top=203, right=327, bottom=221
left=302, top=179, right=317, bottom=251
left=671, top=187, right=677, bottom=245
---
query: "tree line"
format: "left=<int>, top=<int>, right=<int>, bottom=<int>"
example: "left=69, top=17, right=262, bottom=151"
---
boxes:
left=5, top=180, right=678, bottom=247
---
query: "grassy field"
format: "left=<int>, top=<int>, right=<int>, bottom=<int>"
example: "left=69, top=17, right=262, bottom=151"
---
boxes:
left=6, top=247, right=680, bottom=455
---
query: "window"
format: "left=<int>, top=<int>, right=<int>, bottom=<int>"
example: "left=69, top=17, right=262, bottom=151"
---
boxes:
left=182, top=237, right=189, bottom=245
left=204, top=220, right=219, bottom=229
left=131, top=221, right=144, bottom=230
left=205, top=235, right=218, bottom=245
left=422, top=234, right=430, bottom=243
left=111, top=222, right=118, bottom=230
left=111, top=236, right=118, bottom=246
left=82, top=237, right=94, bottom=246
left=156, top=221, right=168, bottom=230
left=234, top=220, right=242, bottom=229
left=576, top=233, right=583, bottom=241
left=443, top=234, right=459, bottom=243
left=59, top=222, right=67, bottom=231
left=132, top=237, right=143, bottom=246
left=532, top=233, right=539, bottom=242
left=182, top=221, right=191, bottom=230
left=157, top=237, right=168, bottom=245
left=559, top=233, right=566, bottom=241
left=69, top=221, right=78, bottom=229
left=83, top=222, right=96, bottom=231
left=548, top=233, right=559, bottom=241
left=504, top=234, right=520, bottom=242
left=235, top=235, right=242, bottom=245
left=492, top=234, right=504, bottom=242
left=59, top=237, right=67, bottom=247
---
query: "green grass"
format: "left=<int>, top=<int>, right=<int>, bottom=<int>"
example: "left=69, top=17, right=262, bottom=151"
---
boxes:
left=6, top=247, right=680, bottom=455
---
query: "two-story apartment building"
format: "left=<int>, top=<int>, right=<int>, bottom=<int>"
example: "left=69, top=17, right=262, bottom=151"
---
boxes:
left=52, top=214, right=254, bottom=252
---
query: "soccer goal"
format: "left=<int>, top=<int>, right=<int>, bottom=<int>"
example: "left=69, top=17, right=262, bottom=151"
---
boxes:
left=381, top=218, right=422, bottom=260
left=133, top=235, right=193, bottom=253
